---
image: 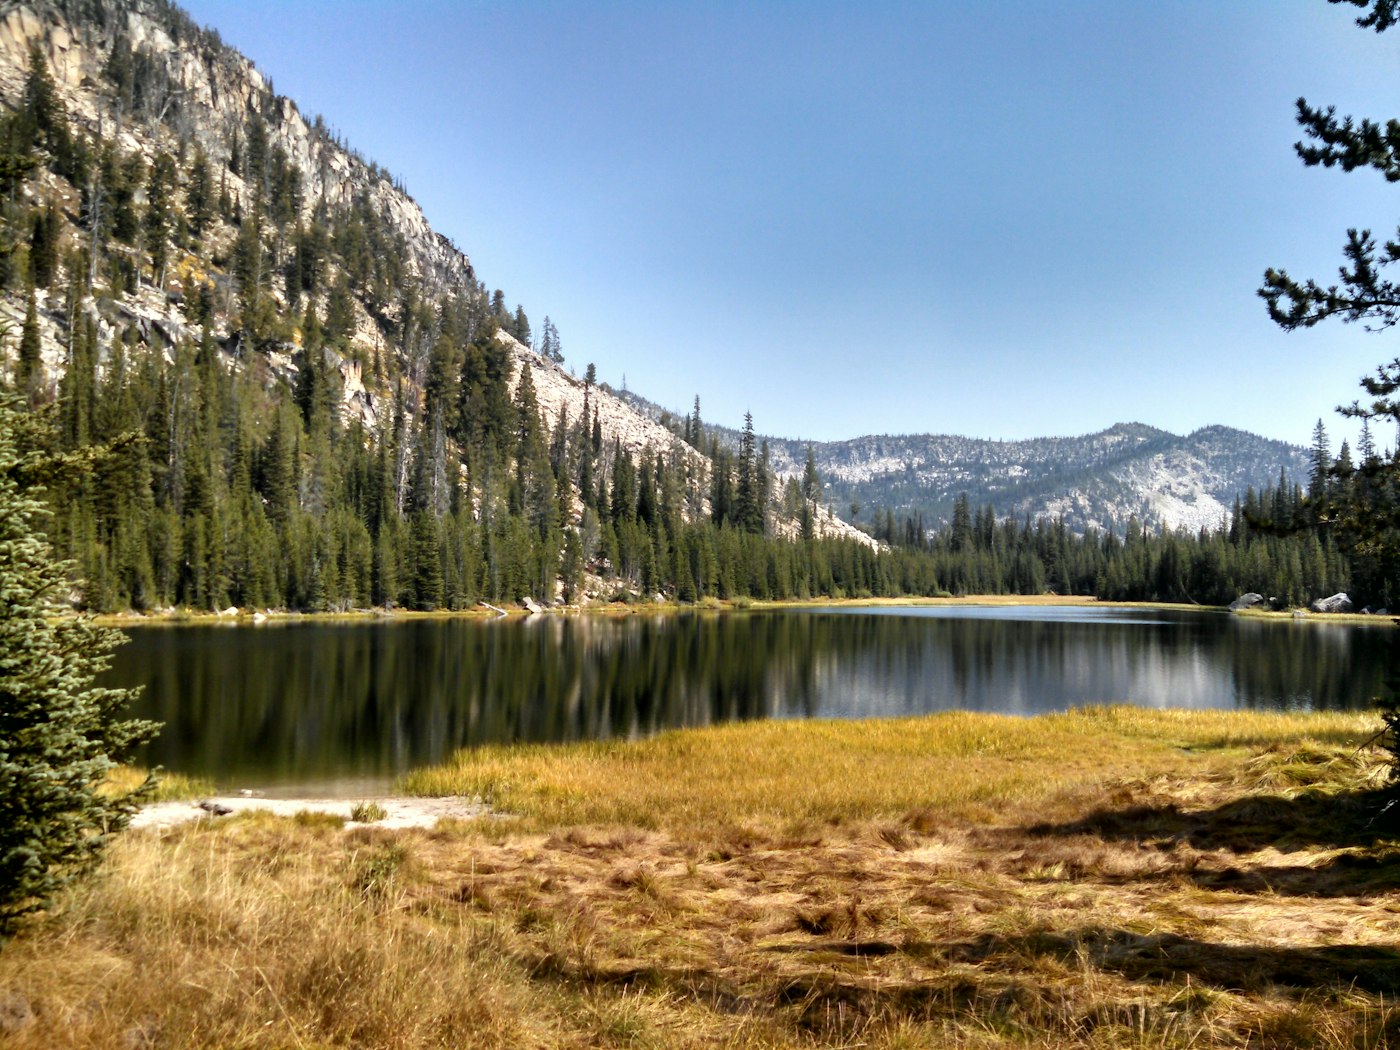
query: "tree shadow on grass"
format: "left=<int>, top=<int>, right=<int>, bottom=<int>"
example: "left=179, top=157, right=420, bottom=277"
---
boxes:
left=946, top=926, right=1400, bottom=996
left=1024, top=787, right=1400, bottom=897
left=1186, top=848, right=1400, bottom=897
left=1030, top=787, right=1398, bottom=853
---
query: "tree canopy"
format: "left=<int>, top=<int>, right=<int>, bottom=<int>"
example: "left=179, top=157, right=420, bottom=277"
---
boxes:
left=1260, top=0, right=1400, bottom=776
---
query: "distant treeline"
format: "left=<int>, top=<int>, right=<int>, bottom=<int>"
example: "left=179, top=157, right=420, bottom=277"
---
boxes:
left=863, top=486, right=1353, bottom=608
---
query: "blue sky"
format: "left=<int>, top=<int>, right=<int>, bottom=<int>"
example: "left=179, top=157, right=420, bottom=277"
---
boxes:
left=177, top=0, right=1400, bottom=450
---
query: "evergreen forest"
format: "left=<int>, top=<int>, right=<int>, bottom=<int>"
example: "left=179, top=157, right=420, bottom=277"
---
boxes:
left=0, top=18, right=1377, bottom=615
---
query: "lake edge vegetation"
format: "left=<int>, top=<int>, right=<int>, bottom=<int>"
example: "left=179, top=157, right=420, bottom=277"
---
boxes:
left=2, top=706, right=1397, bottom=1049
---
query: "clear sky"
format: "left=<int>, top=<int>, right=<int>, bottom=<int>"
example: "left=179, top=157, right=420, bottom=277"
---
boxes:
left=175, top=0, right=1400, bottom=449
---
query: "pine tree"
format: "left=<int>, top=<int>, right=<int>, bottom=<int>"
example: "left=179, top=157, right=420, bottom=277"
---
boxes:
left=144, top=151, right=177, bottom=288
left=185, top=148, right=214, bottom=241
left=17, top=282, right=40, bottom=392
left=546, top=317, right=563, bottom=362
left=1260, top=1, right=1400, bottom=342
left=538, top=316, right=562, bottom=362
left=689, top=395, right=704, bottom=450
left=735, top=412, right=762, bottom=534
left=18, top=44, right=79, bottom=179
left=1308, top=418, right=1331, bottom=505
left=28, top=200, right=60, bottom=290
left=0, top=397, right=157, bottom=936
left=802, top=443, right=821, bottom=504
left=407, top=510, right=443, bottom=610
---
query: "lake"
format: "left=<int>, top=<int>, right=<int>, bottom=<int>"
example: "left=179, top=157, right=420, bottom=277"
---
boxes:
left=106, top=605, right=1397, bottom=796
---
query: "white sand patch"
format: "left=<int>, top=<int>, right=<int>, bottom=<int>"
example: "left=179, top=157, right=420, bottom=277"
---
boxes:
left=131, top=796, right=483, bottom=830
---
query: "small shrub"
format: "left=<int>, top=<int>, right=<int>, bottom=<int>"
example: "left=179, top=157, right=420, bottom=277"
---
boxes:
left=351, top=841, right=411, bottom=901
left=351, top=801, right=388, bottom=823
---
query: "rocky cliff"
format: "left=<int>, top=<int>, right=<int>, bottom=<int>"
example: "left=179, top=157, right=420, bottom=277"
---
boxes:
left=0, top=0, right=473, bottom=294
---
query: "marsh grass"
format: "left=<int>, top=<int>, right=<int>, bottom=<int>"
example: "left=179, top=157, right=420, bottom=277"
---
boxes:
left=402, top=706, right=1376, bottom=832
left=3, top=707, right=1396, bottom=1049
left=100, top=766, right=214, bottom=802
left=350, top=800, right=390, bottom=823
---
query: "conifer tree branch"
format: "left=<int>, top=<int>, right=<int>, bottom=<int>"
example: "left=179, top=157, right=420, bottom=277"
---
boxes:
left=1331, top=0, right=1400, bottom=32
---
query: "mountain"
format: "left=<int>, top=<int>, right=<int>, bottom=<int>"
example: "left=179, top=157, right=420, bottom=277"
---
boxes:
left=0, top=0, right=868, bottom=547
left=0, top=0, right=1352, bottom=618
left=763, top=424, right=1311, bottom=535
left=617, top=391, right=1309, bottom=535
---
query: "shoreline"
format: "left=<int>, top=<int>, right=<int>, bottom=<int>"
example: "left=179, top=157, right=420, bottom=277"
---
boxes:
left=129, top=705, right=1384, bottom=818
left=131, top=794, right=484, bottom=830
left=86, top=592, right=1400, bottom=628
left=90, top=593, right=1213, bottom=628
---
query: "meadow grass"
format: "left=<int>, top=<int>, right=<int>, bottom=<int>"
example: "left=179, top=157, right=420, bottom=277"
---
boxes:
left=401, top=706, right=1377, bottom=832
left=2, top=706, right=1395, bottom=1049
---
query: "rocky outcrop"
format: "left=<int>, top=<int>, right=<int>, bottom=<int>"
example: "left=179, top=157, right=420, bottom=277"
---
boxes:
left=500, top=331, right=701, bottom=472
left=0, top=1, right=476, bottom=296
left=498, top=333, right=878, bottom=548
left=1309, top=593, right=1354, bottom=614
left=1228, top=592, right=1265, bottom=612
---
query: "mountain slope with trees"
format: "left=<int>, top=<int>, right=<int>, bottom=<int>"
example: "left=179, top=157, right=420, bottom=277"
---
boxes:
left=0, top=0, right=1362, bottom=613
left=0, top=0, right=881, bottom=613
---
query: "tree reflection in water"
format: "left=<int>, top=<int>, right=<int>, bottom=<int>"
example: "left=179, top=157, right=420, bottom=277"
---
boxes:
left=107, top=608, right=1391, bottom=791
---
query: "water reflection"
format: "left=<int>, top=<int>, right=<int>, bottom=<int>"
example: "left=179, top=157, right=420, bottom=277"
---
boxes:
left=106, top=607, right=1395, bottom=793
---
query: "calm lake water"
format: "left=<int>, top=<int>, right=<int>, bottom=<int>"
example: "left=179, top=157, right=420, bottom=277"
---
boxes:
left=106, top=605, right=1397, bottom=796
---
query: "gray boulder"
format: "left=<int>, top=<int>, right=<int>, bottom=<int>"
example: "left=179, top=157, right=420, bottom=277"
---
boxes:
left=1228, top=592, right=1265, bottom=611
left=1309, top=592, right=1354, bottom=614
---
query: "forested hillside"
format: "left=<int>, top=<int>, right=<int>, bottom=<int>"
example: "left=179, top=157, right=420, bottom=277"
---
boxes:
left=0, top=0, right=1370, bottom=612
left=0, top=0, right=885, bottom=612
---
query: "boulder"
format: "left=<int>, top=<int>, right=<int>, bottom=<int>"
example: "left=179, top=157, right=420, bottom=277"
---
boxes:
left=1228, top=592, right=1265, bottom=611
left=1309, top=592, right=1354, bottom=614
left=521, top=596, right=543, bottom=614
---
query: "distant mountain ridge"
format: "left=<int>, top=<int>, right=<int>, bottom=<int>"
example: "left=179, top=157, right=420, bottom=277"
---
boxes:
left=616, top=392, right=1309, bottom=535
left=770, top=424, right=1308, bottom=535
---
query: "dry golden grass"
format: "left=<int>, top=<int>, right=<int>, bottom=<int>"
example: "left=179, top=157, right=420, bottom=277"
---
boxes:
left=2, top=707, right=1396, bottom=1049
left=402, top=706, right=1375, bottom=832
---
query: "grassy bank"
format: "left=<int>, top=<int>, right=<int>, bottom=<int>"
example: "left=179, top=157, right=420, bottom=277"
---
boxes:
left=3, top=708, right=1397, bottom=1048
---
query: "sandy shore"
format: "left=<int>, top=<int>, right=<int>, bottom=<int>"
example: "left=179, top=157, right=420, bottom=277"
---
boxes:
left=131, top=795, right=483, bottom=830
